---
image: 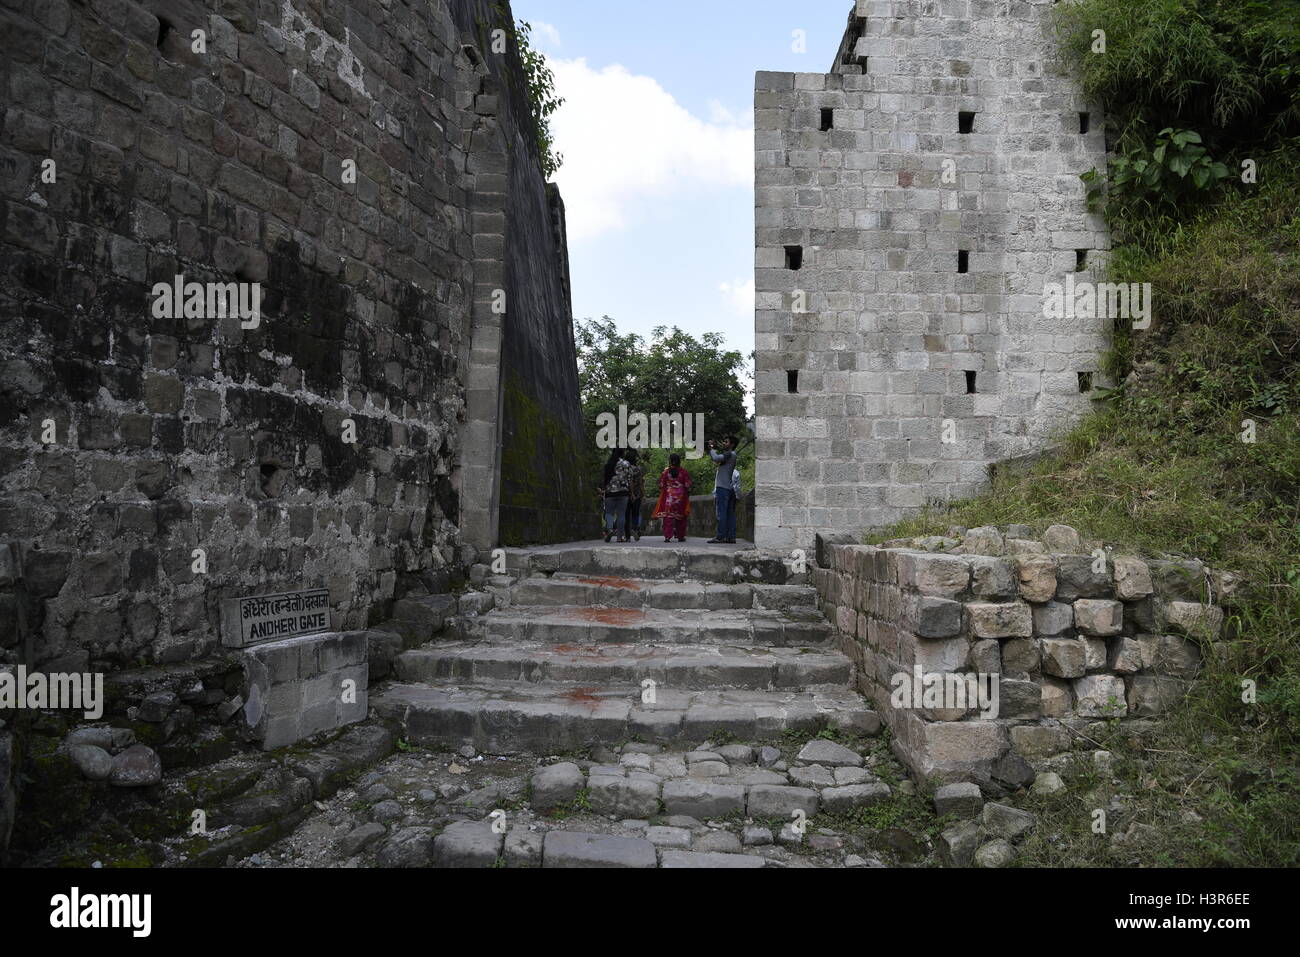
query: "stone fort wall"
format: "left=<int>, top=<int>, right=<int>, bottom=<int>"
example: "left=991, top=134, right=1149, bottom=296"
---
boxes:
left=754, top=0, right=1111, bottom=550
left=0, top=0, right=588, bottom=678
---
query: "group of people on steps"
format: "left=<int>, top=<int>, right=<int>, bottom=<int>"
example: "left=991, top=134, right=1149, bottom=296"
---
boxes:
left=597, top=436, right=744, bottom=544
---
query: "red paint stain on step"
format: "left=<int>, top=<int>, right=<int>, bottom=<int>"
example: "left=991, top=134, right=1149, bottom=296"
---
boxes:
left=563, top=607, right=645, bottom=625
left=577, top=576, right=642, bottom=591
left=559, top=687, right=604, bottom=711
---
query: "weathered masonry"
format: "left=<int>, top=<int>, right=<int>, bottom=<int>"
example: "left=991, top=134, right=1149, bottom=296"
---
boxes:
left=754, top=0, right=1110, bottom=550
left=0, top=0, right=592, bottom=857
left=0, top=0, right=589, bottom=671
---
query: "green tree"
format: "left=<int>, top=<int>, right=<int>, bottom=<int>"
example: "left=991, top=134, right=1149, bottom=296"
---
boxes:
left=575, top=317, right=752, bottom=487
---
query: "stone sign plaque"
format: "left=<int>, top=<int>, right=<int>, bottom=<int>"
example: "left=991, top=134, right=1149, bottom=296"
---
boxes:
left=221, top=589, right=331, bottom=648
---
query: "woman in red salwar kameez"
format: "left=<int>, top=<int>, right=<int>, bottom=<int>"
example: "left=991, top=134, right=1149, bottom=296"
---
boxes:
left=653, top=453, right=692, bottom=542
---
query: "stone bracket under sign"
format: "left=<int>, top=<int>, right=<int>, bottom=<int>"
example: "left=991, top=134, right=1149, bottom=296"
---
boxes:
left=221, top=589, right=332, bottom=648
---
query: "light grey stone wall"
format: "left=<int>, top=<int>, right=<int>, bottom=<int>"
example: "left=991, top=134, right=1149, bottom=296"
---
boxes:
left=241, top=630, right=369, bottom=750
left=755, top=0, right=1110, bottom=550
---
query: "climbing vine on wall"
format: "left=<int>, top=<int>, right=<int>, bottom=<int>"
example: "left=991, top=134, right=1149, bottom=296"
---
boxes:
left=514, top=19, right=564, bottom=180
left=489, top=4, right=564, bottom=180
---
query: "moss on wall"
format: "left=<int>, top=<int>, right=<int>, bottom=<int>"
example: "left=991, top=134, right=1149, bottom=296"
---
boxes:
left=498, top=373, right=601, bottom=545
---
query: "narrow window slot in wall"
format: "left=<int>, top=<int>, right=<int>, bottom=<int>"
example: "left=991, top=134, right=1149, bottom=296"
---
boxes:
left=959, top=111, right=976, bottom=134
left=1078, top=372, right=1093, bottom=393
left=957, top=250, right=969, bottom=273
left=157, top=17, right=173, bottom=49
left=820, top=108, right=834, bottom=132
left=787, top=370, right=799, bottom=394
left=785, top=246, right=803, bottom=270
left=1075, top=249, right=1088, bottom=272
left=1079, top=112, right=1090, bottom=134
left=965, top=371, right=977, bottom=394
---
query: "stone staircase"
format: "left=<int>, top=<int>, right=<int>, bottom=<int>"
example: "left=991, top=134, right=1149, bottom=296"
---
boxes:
left=372, top=544, right=876, bottom=753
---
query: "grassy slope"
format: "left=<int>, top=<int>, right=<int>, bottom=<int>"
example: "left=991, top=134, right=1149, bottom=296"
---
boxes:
left=871, top=166, right=1300, bottom=866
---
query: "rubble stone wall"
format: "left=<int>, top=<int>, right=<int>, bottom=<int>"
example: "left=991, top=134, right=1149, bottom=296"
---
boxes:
left=812, top=525, right=1232, bottom=783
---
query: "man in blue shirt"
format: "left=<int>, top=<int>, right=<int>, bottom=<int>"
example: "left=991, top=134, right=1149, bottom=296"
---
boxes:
left=707, top=436, right=738, bottom=544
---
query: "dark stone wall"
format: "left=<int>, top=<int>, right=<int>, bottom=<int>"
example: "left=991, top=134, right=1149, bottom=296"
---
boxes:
left=451, top=0, right=597, bottom=546
left=0, top=0, right=591, bottom=669
left=0, top=0, right=592, bottom=861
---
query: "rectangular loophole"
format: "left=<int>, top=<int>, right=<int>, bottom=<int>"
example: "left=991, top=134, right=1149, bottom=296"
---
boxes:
left=784, top=245, right=803, bottom=270
left=1078, top=372, right=1093, bottom=393
left=820, top=108, right=834, bottom=132
left=1079, top=112, right=1090, bottom=134
left=787, top=370, right=799, bottom=394
left=965, top=371, right=977, bottom=394
left=958, top=111, right=976, bottom=134
left=957, top=250, right=969, bottom=273
left=1075, top=249, right=1088, bottom=272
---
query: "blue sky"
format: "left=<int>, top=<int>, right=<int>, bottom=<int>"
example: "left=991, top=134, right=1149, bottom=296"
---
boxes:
left=512, top=1, right=851, bottom=387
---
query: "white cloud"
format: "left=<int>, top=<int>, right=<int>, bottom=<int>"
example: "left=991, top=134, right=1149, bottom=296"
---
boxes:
left=548, top=58, right=753, bottom=241
left=530, top=20, right=561, bottom=48
left=719, top=278, right=755, bottom=318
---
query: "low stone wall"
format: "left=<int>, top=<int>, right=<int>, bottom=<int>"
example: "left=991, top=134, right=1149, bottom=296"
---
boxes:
left=241, top=631, right=369, bottom=750
left=813, top=524, right=1235, bottom=784
left=632, top=492, right=756, bottom=542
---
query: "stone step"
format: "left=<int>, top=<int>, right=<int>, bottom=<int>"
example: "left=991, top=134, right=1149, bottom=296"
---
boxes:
left=373, top=681, right=871, bottom=752
left=501, top=544, right=803, bottom=585
left=393, top=640, right=851, bottom=690
left=502, top=576, right=816, bottom=611
left=447, top=605, right=835, bottom=647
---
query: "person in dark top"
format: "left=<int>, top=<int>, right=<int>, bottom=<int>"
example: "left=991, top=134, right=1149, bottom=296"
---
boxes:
left=706, top=435, right=738, bottom=544
left=623, top=449, right=645, bottom=542
left=600, top=449, right=636, bottom=543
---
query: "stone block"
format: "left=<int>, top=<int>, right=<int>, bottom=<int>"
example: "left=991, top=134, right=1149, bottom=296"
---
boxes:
left=933, top=781, right=983, bottom=818
left=1162, top=601, right=1224, bottom=640
left=1001, top=637, right=1040, bottom=674
left=1128, top=675, right=1188, bottom=716
left=1040, top=638, right=1086, bottom=678
left=902, top=593, right=962, bottom=637
left=433, top=821, right=503, bottom=868
left=895, top=552, right=971, bottom=597
left=1040, top=676, right=1072, bottom=717
left=746, top=785, right=819, bottom=819
left=1073, top=674, right=1127, bottom=717
left=1042, top=525, right=1082, bottom=552
left=969, top=556, right=1017, bottom=598
left=1009, top=724, right=1070, bottom=760
left=1113, top=555, right=1153, bottom=600
left=543, top=831, right=657, bottom=869
left=1032, top=601, right=1073, bottom=637
left=968, top=602, right=1032, bottom=639
left=661, top=781, right=745, bottom=819
left=588, top=774, right=660, bottom=818
left=1074, top=598, right=1123, bottom=636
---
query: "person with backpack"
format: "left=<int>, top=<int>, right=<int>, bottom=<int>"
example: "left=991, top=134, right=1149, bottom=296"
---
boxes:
left=653, top=453, right=692, bottom=542
left=599, top=447, right=635, bottom=543
left=623, top=448, right=645, bottom=542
